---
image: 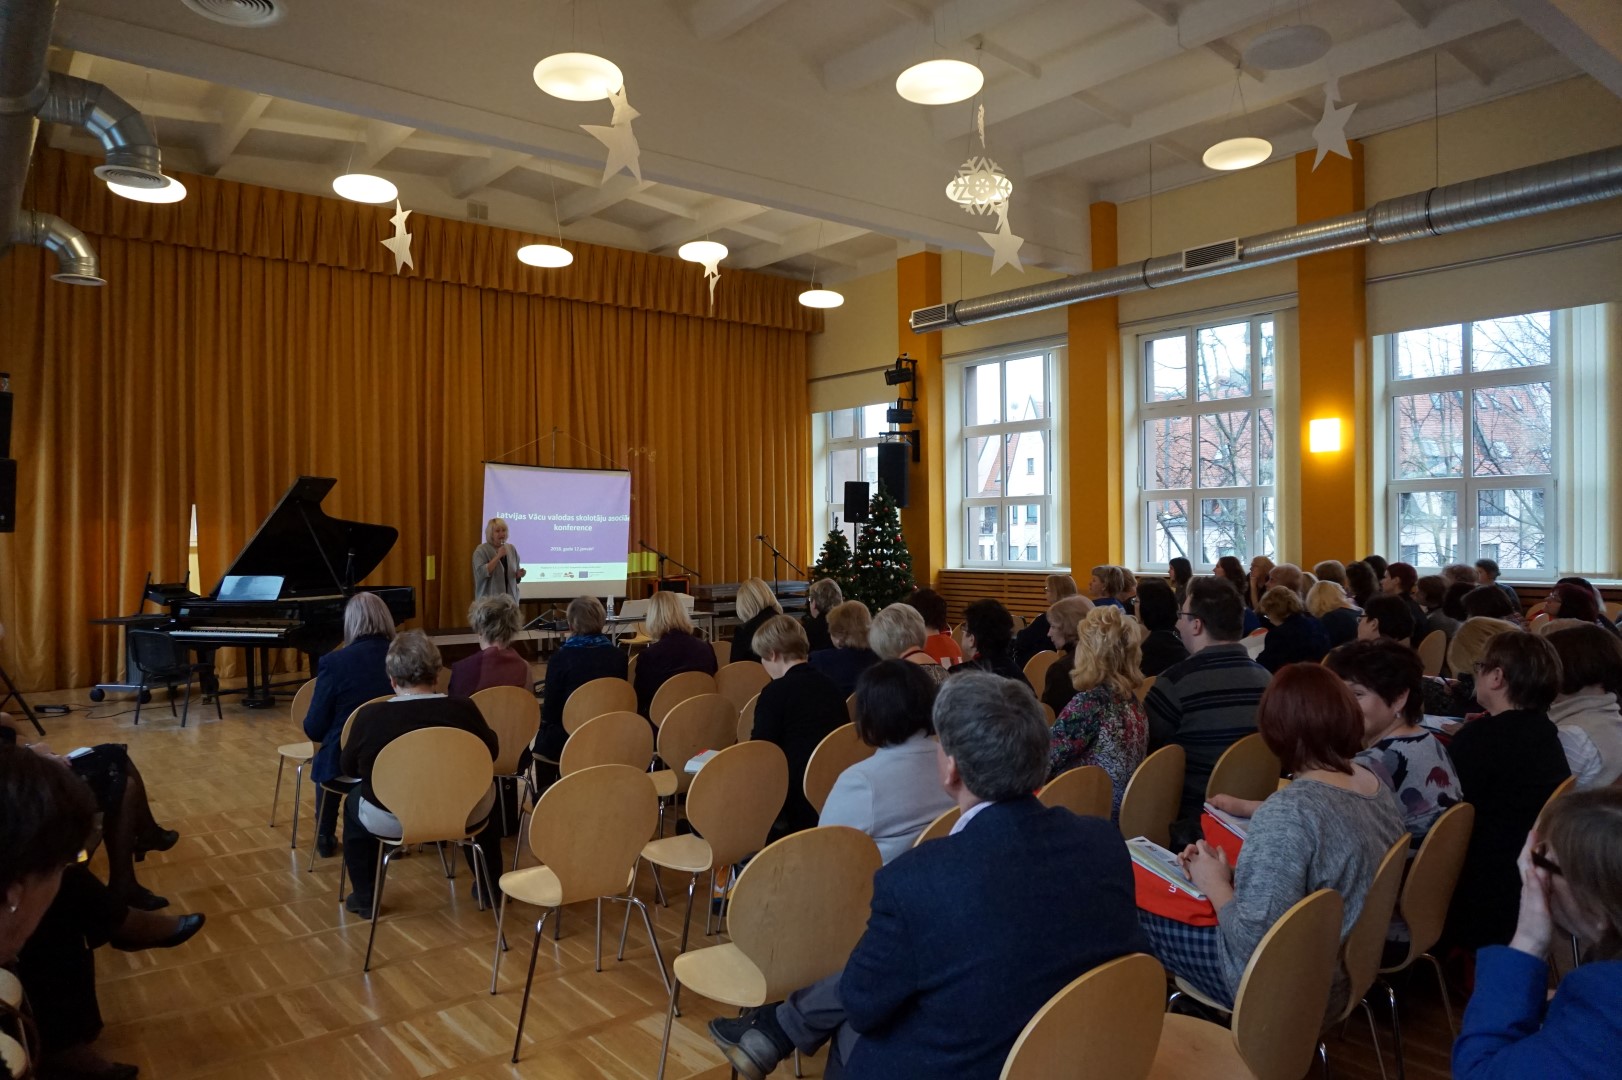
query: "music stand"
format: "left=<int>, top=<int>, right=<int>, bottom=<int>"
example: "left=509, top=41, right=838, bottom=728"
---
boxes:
left=0, top=658, right=42, bottom=735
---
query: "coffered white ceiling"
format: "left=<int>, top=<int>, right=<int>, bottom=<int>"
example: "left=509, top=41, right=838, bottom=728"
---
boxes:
left=45, top=0, right=1619, bottom=281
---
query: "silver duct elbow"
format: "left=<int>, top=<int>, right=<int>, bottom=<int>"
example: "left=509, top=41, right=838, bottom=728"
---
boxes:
left=38, top=72, right=165, bottom=188
left=12, top=209, right=104, bottom=285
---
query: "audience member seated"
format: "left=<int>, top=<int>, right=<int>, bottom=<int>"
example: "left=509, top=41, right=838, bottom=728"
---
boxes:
left=1048, top=605, right=1148, bottom=818
left=1169, top=556, right=1193, bottom=605
left=1267, top=562, right=1304, bottom=597
left=803, top=577, right=843, bottom=653
left=1380, top=561, right=1430, bottom=647
left=1554, top=576, right=1621, bottom=636
left=808, top=601, right=881, bottom=696
left=1346, top=559, right=1380, bottom=610
left=1087, top=564, right=1126, bottom=610
left=1543, top=581, right=1601, bottom=627
left=1442, top=580, right=1474, bottom=625
left=1444, top=631, right=1571, bottom=951
left=340, top=631, right=502, bottom=916
left=536, top=595, right=626, bottom=762
left=1256, top=585, right=1331, bottom=672
left=448, top=594, right=530, bottom=697
left=729, top=578, right=784, bottom=665
left=1144, top=577, right=1272, bottom=845
left=1462, top=583, right=1523, bottom=625
left=1213, top=556, right=1262, bottom=633
left=1325, top=640, right=1461, bottom=846
left=632, top=590, right=718, bottom=716
left=1117, top=567, right=1139, bottom=616
left=1542, top=624, right=1622, bottom=789
left=1417, top=574, right=1459, bottom=641
left=1247, top=556, right=1276, bottom=611
left=1139, top=664, right=1406, bottom=1016
left=1299, top=570, right=1320, bottom=596
left=1014, top=574, right=1077, bottom=666
left=1425, top=616, right=1518, bottom=717
left=951, top=598, right=1028, bottom=684
left=303, top=592, right=397, bottom=858
left=1038, top=595, right=1094, bottom=715
left=905, top=587, right=963, bottom=667
left=1474, top=558, right=1520, bottom=610
left=1313, top=559, right=1348, bottom=591
left=1135, top=579, right=1189, bottom=677
left=818, top=661, right=956, bottom=863
left=1453, top=788, right=1622, bottom=1079
left=1363, top=553, right=1390, bottom=581
left=711, top=673, right=1148, bottom=1079
left=870, top=603, right=949, bottom=685
left=1443, top=563, right=1480, bottom=588
left=1308, top=580, right=1363, bottom=647
left=1359, top=594, right=1417, bottom=644
left=750, top=616, right=849, bottom=838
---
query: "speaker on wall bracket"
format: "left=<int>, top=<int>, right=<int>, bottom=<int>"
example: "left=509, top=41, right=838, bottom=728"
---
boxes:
left=844, top=481, right=870, bottom=523
left=877, top=441, right=910, bottom=508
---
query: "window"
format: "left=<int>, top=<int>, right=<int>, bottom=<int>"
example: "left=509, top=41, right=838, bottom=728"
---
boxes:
left=1385, top=313, right=1554, bottom=574
left=961, top=351, right=1054, bottom=567
left=1138, top=316, right=1276, bottom=569
left=820, top=404, right=890, bottom=546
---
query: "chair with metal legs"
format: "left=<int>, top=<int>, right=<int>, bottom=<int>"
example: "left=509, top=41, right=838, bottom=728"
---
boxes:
left=1038, top=765, right=1113, bottom=819
left=803, top=722, right=876, bottom=817
left=653, top=825, right=882, bottom=1080
left=647, top=693, right=738, bottom=834
left=470, top=684, right=541, bottom=836
left=1118, top=744, right=1184, bottom=848
left=1205, top=732, right=1283, bottom=803
left=1001, top=953, right=1166, bottom=1080
left=307, top=695, right=394, bottom=897
left=271, top=679, right=318, bottom=850
left=713, top=660, right=770, bottom=713
left=491, top=764, right=671, bottom=1064
left=359, top=726, right=501, bottom=972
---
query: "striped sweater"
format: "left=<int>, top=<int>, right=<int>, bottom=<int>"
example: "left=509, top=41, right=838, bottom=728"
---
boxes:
left=1144, top=643, right=1272, bottom=832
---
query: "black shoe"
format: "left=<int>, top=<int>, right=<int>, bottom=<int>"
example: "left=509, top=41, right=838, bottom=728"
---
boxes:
left=344, top=892, right=375, bottom=918
left=113, top=912, right=205, bottom=952
left=123, top=886, right=170, bottom=911
left=316, top=834, right=337, bottom=859
left=708, top=1007, right=793, bottom=1080
left=135, top=827, right=180, bottom=856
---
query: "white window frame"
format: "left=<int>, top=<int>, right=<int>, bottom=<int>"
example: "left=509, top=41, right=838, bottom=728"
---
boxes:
left=818, top=405, right=891, bottom=547
left=956, top=349, right=1058, bottom=569
left=1135, top=313, right=1277, bottom=571
left=1382, top=314, right=1558, bottom=579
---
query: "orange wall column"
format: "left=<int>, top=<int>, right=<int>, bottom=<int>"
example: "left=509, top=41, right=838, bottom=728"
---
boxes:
left=1066, top=202, right=1123, bottom=568
left=1295, top=146, right=1369, bottom=565
left=896, top=251, right=946, bottom=585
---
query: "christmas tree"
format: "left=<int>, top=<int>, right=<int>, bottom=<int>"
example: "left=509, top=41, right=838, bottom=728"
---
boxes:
left=850, top=484, right=914, bottom=611
left=810, top=527, right=855, bottom=595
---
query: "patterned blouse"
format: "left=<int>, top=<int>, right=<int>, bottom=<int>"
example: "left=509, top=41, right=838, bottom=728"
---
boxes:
left=1046, top=684, right=1149, bottom=819
left=1355, top=730, right=1463, bottom=845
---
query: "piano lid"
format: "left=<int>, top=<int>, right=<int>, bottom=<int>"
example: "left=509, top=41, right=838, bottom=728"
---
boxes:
left=212, top=476, right=400, bottom=599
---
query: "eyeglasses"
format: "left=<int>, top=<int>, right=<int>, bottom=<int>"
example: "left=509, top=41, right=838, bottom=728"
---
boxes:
left=1531, top=844, right=1563, bottom=877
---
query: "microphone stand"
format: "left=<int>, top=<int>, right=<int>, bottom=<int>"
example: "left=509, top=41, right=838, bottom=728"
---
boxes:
left=639, top=540, right=702, bottom=591
left=754, top=534, right=805, bottom=600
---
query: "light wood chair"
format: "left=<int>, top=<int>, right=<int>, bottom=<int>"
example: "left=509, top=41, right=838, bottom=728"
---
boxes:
left=308, top=694, right=395, bottom=880
left=626, top=653, right=639, bottom=685
left=714, top=660, right=770, bottom=713
left=1022, top=649, right=1061, bottom=689
left=625, top=740, right=789, bottom=964
left=560, top=676, right=637, bottom=735
left=1135, top=674, right=1157, bottom=703
left=1205, top=732, right=1281, bottom=803
left=1041, top=702, right=1057, bottom=726
left=1148, top=889, right=1345, bottom=1080
left=736, top=692, right=760, bottom=744
left=0, top=1034, right=25, bottom=1080
left=493, top=763, right=671, bottom=1063
left=271, top=678, right=319, bottom=849
left=654, top=825, right=883, bottom=1080
left=1118, top=745, right=1185, bottom=847
left=1038, top=765, right=1113, bottom=819
left=1606, top=600, right=1622, bottom=623
left=1416, top=629, right=1447, bottom=677
left=846, top=692, right=859, bottom=724
left=1002, top=952, right=1166, bottom=1080
left=649, top=694, right=739, bottom=825
left=1539, top=774, right=1577, bottom=824
left=433, top=665, right=452, bottom=695
left=472, top=684, right=541, bottom=835
left=559, top=711, right=654, bottom=776
left=1327, top=835, right=1411, bottom=1080
left=1377, top=802, right=1475, bottom=1069
left=803, top=722, right=877, bottom=815
left=648, top=670, right=716, bottom=727
left=711, top=638, right=732, bottom=669
left=913, top=805, right=961, bottom=846
left=362, top=726, right=499, bottom=971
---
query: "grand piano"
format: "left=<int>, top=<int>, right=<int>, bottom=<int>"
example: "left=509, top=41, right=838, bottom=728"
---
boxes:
left=162, top=476, right=415, bottom=707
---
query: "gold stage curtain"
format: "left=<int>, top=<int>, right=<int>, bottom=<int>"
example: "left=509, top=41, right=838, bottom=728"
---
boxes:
left=0, top=149, right=811, bottom=692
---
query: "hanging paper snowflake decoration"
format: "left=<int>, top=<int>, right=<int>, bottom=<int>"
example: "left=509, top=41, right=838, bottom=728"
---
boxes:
left=945, top=155, right=1012, bottom=216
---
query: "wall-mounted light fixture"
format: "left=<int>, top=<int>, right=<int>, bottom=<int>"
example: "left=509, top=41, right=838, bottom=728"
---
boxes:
left=1308, top=417, right=1343, bottom=453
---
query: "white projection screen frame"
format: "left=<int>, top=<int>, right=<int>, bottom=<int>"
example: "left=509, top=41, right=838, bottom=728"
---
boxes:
left=480, top=462, right=633, bottom=600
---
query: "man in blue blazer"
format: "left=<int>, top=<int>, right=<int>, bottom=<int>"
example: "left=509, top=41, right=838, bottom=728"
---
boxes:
left=711, top=672, right=1147, bottom=1079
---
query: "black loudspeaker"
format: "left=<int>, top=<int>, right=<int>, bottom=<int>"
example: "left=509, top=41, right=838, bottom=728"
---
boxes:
left=0, top=458, right=14, bottom=533
left=877, top=441, right=910, bottom=508
left=844, top=481, right=870, bottom=523
left=0, top=390, right=11, bottom=458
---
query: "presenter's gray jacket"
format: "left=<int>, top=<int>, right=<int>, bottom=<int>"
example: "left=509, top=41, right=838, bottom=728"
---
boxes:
left=472, top=542, right=522, bottom=603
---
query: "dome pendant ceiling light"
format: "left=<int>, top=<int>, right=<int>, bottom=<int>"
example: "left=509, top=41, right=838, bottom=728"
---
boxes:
left=332, top=172, right=398, bottom=204
left=1243, top=24, right=1331, bottom=71
left=517, top=243, right=574, bottom=268
left=798, top=288, right=844, bottom=309
left=109, top=174, right=188, bottom=203
left=1203, top=67, right=1271, bottom=172
left=896, top=59, right=983, bottom=105
left=677, top=240, right=727, bottom=266
left=533, top=51, right=624, bottom=101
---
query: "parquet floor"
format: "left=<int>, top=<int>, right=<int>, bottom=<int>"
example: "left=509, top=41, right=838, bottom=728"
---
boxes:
left=24, top=682, right=1460, bottom=1079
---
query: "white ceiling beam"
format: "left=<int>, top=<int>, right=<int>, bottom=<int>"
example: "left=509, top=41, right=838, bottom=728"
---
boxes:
left=556, top=174, right=656, bottom=225
left=1387, top=0, right=1433, bottom=27
left=65, top=50, right=97, bottom=79
left=1504, top=0, right=1622, bottom=98
left=1151, top=138, right=1201, bottom=164
left=933, top=0, right=1281, bottom=141
left=968, top=35, right=1042, bottom=80
left=1204, top=40, right=1267, bottom=83
left=1283, top=96, right=1321, bottom=121
left=1447, top=44, right=1496, bottom=86
left=644, top=198, right=770, bottom=251
left=448, top=148, right=530, bottom=199
left=1071, top=89, right=1133, bottom=127
left=728, top=221, right=790, bottom=244
left=1129, top=0, right=1180, bottom=27
left=822, top=0, right=1049, bottom=93
left=687, top=0, right=789, bottom=41
left=1024, top=0, right=1517, bottom=177
left=353, top=119, right=415, bottom=170
left=733, top=222, right=869, bottom=269
left=201, top=88, right=271, bottom=175
left=882, top=0, right=931, bottom=24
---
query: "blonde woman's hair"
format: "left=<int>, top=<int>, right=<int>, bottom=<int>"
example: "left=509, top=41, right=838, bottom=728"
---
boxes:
left=1090, top=565, right=1125, bottom=596
left=1446, top=616, right=1519, bottom=676
left=827, top=601, right=872, bottom=649
left=735, top=578, right=782, bottom=622
left=870, top=603, right=928, bottom=660
left=808, top=577, right=844, bottom=614
left=752, top=614, right=809, bottom=662
left=1118, top=567, right=1138, bottom=599
left=645, top=591, right=694, bottom=640
left=1313, top=560, right=1348, bottom=588
left=1540, top=788, right=1622, bottom=961
left=1045, top=574, right=1078, bottom=600
left=1306, top=580, right=1351, bottom=618
left=1070, top=604, right=1143, bottom=698
left=1046, top=595, right=1095, bottom=646
left=343, top=591, right=397, bottom=646
left=1299, top=571, right=1319, bottom=595
left=1259, top=584, right=1304, bottom=623
left=484, top=517, right=508, bottom=545
left=566, top=595, right=606, bottom=636
left=469, top=594, right=521, bottom=647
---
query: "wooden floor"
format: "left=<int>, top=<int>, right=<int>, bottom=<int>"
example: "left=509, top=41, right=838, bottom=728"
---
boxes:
left=25, top=684, right=1460, bottom=1079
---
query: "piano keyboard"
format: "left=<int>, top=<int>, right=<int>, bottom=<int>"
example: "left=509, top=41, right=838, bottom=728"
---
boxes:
left=171, top=627, right=290, bottom=639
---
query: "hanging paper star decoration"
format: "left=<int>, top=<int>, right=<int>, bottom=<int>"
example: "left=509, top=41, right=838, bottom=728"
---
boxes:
left=978, top=203, right=1025, bottom=275
left=1312, top=76, right=1357, bottom=171
left=694, top=250, right=723, bottom=305
left=583, top=85, right=642, bottom=183
left=381, top=200, right=414, bottom=273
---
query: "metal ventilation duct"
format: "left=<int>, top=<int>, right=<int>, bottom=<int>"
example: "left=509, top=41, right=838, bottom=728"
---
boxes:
left=911, top=145, right=1622, bottom=332
left=12, top=208, right=103, bottom=284
left=39, top=72, right=165, bottom=188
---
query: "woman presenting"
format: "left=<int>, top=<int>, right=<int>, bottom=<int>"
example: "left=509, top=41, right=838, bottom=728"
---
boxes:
left=473, top=517, right=525, bottom=602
